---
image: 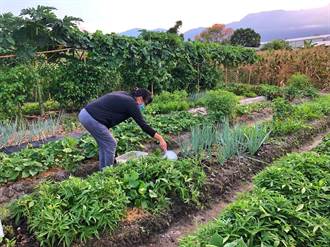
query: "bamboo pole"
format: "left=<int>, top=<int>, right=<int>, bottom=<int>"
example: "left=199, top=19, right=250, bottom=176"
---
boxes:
left=0, top=48, right=73, bottom=59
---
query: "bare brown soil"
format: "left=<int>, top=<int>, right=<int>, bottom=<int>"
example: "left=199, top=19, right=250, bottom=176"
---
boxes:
left=124, top=208, right=151, bottom=224
left=235, top=107, right=273, bottom=126
left=0, top=167, right=69, bottom=205
left=138, top=183, right=253, bottom=247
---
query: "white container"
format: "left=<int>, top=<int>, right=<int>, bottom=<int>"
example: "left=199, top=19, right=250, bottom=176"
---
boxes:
left=0, top=219, right=4, bottom=238
left=163, top=150, right=178, bottom=161
left=116, top=151, right=148, bottom=164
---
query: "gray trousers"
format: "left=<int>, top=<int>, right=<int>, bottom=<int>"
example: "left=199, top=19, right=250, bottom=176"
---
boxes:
left=78, top=108, right=117, bottom=170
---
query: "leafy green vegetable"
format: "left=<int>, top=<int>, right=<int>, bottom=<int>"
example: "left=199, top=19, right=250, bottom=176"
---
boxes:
left=180, top=135, right=330, bottom=247
left=11, top=155, right=206, bottom=246
left=11, top=176, right=127, bottom=247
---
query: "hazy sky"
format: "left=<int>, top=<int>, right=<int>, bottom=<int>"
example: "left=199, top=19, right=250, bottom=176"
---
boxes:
left=1, top=0, right=329, bottom=33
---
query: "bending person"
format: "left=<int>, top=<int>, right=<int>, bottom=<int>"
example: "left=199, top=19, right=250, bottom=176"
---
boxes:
left=78, top=88, right=167, bottom=170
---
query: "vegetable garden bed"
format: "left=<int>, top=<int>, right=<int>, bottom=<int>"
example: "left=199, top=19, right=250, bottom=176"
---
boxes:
left=0, top=102, right=275, bottom=205
left=2, top=115, right=328, bottom=247
left=82, top=117, right=330, bottom=247
left=179, top=134, right=330, bottom=247
left=1, top=93, right=329, bottom=246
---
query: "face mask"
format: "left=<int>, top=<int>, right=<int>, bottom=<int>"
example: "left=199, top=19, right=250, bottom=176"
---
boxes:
left=139, top=103, right=145, bottom=111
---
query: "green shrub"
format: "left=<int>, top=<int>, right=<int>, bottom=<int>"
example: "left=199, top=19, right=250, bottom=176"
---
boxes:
left=218, top=83, right=256, bottom=97
left=44, top=100, right=60, bottom=111
left=284, top=73, right=318, bottom=100
left=21, top=102, right=40, bottom=115
left=52, top=60, right=121, bottom=110
left=147, top=91, right=190, bottom=114
left=0, top=65, right=36, bottom=120
left=154, top=101, right=189, bottom=113
left=270, top=95, right=330, bottom=136
left=203, top=90, right=238, bottom=121
left=261, top=39, right=291, bottom=51
left=270, top=97, right=303, bottom=135
left=218, top=83, right=284, bottom=100
left=254, top=84, right=284, bottom=100
left=301, top=95, right=330, bottom=115
left=315, top=95, right=330, bottom=115
left=22, top=100, right=60, bottom=115
left=153, top=90, right=188, bottom=102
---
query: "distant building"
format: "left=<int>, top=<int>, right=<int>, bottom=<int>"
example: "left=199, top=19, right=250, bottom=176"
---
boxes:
left=260, top=34, right=330, bottom=49
left=286, top=34, right=330, bottom=48
left=312, top=40, right=330, bottom=47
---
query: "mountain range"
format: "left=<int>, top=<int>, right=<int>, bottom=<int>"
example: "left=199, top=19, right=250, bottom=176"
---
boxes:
left=120, top=4, right=330, bottom=42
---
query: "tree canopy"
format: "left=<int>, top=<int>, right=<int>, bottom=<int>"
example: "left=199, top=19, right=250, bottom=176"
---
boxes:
left=195, top=24, right=233, bottom=43
left=230, top=28, right=261, bottom=47
left=0, top=5, right=87, bottom=58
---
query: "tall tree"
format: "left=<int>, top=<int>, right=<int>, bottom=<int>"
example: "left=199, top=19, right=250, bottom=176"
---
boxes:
left=0, top=5, right=86, bottom=58
left=230, top=28, right=261, bottom=47
left=15, top=6, right=83, bottom=54
left=0, top=13, right=23, bottom=54
left=195, top=24, right=233, bottom=43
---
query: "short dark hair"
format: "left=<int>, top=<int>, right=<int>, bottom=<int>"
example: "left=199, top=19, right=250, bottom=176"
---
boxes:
left=131, top=88, right=153, bottom=105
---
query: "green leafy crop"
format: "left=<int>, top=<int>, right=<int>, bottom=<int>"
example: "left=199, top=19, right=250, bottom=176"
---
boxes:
left=11, top=155, right=206, bottom=246
left=180, top=134, right=330, bottom=247
left=11, top=176, right=127, bottom=247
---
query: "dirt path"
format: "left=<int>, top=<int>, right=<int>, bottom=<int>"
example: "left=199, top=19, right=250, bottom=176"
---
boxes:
left=293, top=129, right=328, bottom=152
left=138, top=182, right=253, bottom=247
left=138, top=128, right=330, bottom=247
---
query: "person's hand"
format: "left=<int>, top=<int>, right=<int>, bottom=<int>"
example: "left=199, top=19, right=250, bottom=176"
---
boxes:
left=159, top=138, right=167, bottom=152
left=154, top=133, right=167, bottom=152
